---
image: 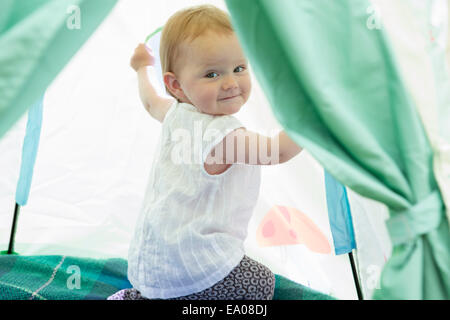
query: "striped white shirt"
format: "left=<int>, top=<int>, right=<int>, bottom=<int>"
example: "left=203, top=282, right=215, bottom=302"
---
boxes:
left=127, top=101, right=261, bottom=299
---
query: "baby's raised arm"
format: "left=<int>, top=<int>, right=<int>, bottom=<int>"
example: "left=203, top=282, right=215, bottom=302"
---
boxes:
left=206, top=129, right=303, bottom=166
left=131, top=44, right=174, bottom=122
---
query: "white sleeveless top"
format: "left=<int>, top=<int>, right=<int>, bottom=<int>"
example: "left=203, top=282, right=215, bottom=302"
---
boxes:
left=127, top=101, right=261, bottom=299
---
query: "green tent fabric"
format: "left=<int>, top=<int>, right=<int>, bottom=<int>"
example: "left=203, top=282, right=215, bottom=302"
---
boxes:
left=0, top=0, right=118, bottom=139
left=225, top=0, right=449, bottom=299
left=0, top=255, right=335, bottom=300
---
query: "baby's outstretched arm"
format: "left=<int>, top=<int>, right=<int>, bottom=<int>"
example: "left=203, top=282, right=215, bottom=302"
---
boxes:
left=207, top=129, right=302, bottom=166
left=277, top=130, right=303, bottom=163
left=130, top=44, right=174, bottom=122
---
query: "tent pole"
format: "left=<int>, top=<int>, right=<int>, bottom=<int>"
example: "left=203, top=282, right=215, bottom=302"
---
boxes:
left=348, top=251, right=363, bottom=300
left=7, top=203, right=20, bottom=254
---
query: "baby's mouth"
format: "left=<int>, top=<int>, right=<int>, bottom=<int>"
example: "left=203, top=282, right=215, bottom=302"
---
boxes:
left=219, top=94, right=240, bottom=101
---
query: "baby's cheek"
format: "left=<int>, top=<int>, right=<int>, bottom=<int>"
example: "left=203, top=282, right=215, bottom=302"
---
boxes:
left=202, top=89, right=218, bottom=105
left=241, top=87, right=251, bottom=104
left=241, top=76, right=251, bottom=98
left=195, top=91, right=215, bottom=112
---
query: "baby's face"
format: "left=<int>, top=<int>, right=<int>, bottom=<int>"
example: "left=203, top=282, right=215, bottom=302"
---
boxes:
left=174, top=31, right=251, bottom=115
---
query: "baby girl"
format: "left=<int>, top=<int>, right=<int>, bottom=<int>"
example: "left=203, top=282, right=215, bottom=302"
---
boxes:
left=108, top=4, right=302, bottom=300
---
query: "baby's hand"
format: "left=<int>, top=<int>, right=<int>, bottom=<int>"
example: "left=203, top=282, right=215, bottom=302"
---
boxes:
left=130, top=43, right=155, bottom=72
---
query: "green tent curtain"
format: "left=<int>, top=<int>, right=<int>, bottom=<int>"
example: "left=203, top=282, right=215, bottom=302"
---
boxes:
left=0, top=0, right=118, bottom=139
left=226, top=0, right=449, bottom=299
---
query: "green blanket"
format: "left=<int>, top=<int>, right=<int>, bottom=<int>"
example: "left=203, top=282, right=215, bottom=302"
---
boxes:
left=0, top=255, right=335, bottom=300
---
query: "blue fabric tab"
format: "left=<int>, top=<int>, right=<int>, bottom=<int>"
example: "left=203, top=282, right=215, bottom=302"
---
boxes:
left=15, top=95, right=44, bottom=206
left=324, top=170, right=356, bottom=255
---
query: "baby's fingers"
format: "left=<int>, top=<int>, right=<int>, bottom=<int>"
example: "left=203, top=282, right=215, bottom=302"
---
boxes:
left=130, top=43, right=155, bottom=71
left=135, top=43, right=152, bottom=53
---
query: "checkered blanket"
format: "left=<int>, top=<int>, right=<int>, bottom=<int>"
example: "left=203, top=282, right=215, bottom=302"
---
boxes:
left=0, top=255, right=335, bottom=300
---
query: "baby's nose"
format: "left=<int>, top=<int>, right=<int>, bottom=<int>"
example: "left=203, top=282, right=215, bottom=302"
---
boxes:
left=222, top=76, right=238, bottom=90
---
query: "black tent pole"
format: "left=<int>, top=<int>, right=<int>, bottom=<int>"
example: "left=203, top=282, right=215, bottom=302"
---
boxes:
left=348, top=251, right=363, bottom=300
left=6, top=202, right=21, bottom=255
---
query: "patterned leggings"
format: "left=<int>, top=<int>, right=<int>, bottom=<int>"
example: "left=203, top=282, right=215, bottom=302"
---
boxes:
left=107, top=255, right=275, bottom=300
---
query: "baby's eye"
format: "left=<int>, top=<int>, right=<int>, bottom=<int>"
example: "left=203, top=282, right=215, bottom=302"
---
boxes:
left=234, top=66, right=246, bottom=73
left=205, top=72, right=219, bottom=79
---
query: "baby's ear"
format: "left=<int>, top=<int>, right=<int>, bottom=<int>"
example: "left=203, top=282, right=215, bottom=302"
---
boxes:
left=163, top=72, right=186, bottom=101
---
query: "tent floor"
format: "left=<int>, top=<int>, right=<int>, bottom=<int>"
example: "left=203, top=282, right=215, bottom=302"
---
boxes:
left=0, top=255, right=335, bottom=300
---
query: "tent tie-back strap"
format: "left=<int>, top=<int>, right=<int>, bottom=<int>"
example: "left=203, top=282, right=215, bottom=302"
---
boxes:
left=386, top=191, right=444, bottom=246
